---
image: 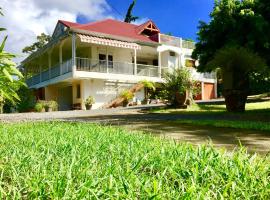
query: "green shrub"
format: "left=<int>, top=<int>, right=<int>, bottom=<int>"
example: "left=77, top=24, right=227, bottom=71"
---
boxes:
left=47, top=100, right=58, bottom=111
left=34, top=102, right=44, bottom=112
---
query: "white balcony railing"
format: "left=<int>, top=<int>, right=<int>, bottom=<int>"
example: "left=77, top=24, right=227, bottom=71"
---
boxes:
left=159, top=34, right=195, bottom=49
left=26, top=59, right=72, bottom=87
left=26, top=57, right=165, bottom=87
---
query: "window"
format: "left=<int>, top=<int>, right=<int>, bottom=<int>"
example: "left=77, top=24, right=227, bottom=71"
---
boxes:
left=99, top=54, right=106, bottom=66
left=108, top=55, right=113, bottom=68
left=169, top=51, right=176, bottom=57
left=76, top=84, right=81, bottom=99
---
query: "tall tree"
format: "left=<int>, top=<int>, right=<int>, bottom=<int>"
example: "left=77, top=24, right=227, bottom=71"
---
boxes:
left=192, top=0, right=270, bottom=112
left=0, top=10, right=25, bottom=113
left=22, top=33, right=51, bottom=53
left=124, top=0, right=139, bottom=23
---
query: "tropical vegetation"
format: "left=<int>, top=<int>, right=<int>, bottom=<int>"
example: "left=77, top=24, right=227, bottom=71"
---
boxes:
left=192, top=0, right=270, bottom=112
left=0, top=9, right=25, bottom=113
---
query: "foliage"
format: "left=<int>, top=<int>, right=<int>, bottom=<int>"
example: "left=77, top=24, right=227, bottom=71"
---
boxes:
left=47, top=100, right=58, bottom=111
left=192, top=0, right=270, bottom=71
left=0, top=122, right=270, bottom=198
left=124, top=0, right=139, bottom=23
left=162, top=68, right=198, bottom=105
left=120, top=89, right=134, bottom=101
left=34, top=100, right=58, bottom=112
left=0, top=11, right=25, bottom=113
left=139, top=80, right=156, bottom=100
left=84, top=96, right=95, bottom=106
left=34, top=102, right=44, bottom=112
left=22, top=33, right=51, bottom=54
left=205, top=46, right=266, bottom=75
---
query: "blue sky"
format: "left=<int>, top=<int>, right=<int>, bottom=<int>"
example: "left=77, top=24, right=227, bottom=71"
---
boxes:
left=77, top=0, right=215, bottom=40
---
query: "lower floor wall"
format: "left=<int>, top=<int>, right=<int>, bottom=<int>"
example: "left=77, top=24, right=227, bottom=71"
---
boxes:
left=43, top=79, right=145, bottom=110
left=39, top=79, right=217, bottom=110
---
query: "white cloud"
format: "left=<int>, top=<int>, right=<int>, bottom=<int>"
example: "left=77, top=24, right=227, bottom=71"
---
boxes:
left=1, top=0, right=113, bottom=63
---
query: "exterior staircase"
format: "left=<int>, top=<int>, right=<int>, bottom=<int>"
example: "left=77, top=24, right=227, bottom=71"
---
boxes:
left=103, top=83, right=144, bottom=109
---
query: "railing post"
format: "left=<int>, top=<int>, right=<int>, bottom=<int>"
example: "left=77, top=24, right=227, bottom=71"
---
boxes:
left=72, top=33, right=76, bottom=75
left=134, top=49, right=137, bottom=75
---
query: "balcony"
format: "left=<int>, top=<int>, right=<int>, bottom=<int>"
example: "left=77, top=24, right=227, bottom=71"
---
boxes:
left=159, top=34, right=195, bottom=49
left=26, top=57, right=166, bottom=87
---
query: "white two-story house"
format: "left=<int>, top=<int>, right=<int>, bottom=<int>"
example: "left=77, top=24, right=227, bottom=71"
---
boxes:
left=22, top=19, right=217, bottom=110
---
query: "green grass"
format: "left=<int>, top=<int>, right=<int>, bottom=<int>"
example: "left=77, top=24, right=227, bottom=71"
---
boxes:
left=0, top=122, right=270, bottom=199
left=150, top=100, right=270, bottom=131
left=177, top=120, right=270, bottom=131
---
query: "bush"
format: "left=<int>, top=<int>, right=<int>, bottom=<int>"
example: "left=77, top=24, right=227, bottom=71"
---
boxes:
left=34, top=102, right=44, bottom=112
left=47, top=100, right=58, bottom=111
left=162, top=68, right=198, bottom=106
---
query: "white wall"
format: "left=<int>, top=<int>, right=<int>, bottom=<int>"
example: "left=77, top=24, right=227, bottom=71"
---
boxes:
left=81, top=79, right=144, bottom=109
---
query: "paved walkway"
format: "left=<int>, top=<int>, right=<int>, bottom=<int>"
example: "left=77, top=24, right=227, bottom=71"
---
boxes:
left=1, top=105, right=269, bottom=154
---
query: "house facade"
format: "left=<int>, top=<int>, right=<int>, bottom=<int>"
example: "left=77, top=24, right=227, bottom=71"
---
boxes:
left=23, top=19, right=217, bottom=110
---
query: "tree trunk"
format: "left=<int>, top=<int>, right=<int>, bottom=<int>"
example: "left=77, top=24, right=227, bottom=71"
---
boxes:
left=223, top=89, right=248, bottom=112
left=222, top=70, right=249, bottom=112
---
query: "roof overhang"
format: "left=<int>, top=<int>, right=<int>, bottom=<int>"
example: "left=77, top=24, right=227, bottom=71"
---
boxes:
left=78, top=34, right=141, bottom=50
left=70, top=28, right=159, bottom=47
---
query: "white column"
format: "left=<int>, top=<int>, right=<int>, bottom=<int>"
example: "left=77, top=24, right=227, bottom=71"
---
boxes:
left=72, top=33, right=76, bottom=75
left=214, top=78, right=218, bottom=99
left=106, top=46, right=109, bottom=73
left=158, top=51, right=162, bottom=78
left=134, top=48, right=137, bottom=75
left=59, top=42, right=63, bottom=75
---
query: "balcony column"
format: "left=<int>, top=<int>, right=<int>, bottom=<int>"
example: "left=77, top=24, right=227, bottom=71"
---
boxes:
left=134, top=48, right=137, bottom=75
left=59, top=42, right=63, bottom=75
left=106, top=46, right=109, bottom=73
left=72, top=33, right=76, bottom=75
left=158, top=51, right=162, bottom=78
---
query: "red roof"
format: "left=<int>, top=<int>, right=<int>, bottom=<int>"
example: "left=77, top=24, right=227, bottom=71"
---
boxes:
left=59, top=19, right=159, bottom=43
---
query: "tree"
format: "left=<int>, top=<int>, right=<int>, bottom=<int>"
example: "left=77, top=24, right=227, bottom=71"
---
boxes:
left=0, top=11, right=25, bottom=113
left=162, top=68, right=197, bottom=107
left=192, top=0, right=270, bottom=112
left=124, top=0, right=139, bottom=23
left=22, top=33, right=51, bottom=53
left=206, top=46, right=266, bottom=111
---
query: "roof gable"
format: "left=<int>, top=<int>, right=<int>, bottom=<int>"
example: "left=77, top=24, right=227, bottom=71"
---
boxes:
left=136, top=20, right=160, bottom=36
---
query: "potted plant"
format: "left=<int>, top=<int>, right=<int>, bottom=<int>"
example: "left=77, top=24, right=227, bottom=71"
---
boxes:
left=120, top=90, right=134, bottom=107
left=34, top=102, right=45, bottom=112
left=162, top=68, right=197, bottom=107
left=139, top=80, right=156, bottom=105
left=85, top=96, right=95, bottom=110
left=47, top=100, right=58, bottom=112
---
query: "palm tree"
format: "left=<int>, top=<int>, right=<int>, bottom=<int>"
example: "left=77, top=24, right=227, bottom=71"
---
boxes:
left=124, top=0, right=139, bottom=23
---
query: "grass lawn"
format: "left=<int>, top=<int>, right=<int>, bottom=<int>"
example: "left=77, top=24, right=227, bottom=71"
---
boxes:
left=150, top=100, right=270, bottom=131
left=0, top=122, right=270, bottom=199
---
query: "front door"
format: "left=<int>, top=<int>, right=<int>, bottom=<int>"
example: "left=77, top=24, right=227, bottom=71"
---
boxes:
left=168, top=55, right=177, bottom=70
left=58, top=86, right=73, bottom=110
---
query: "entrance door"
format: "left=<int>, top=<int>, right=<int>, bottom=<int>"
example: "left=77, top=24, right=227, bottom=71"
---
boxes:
left=168, top=53, right=177, bottom=70
left=58, top=86, right=73, bottom=110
